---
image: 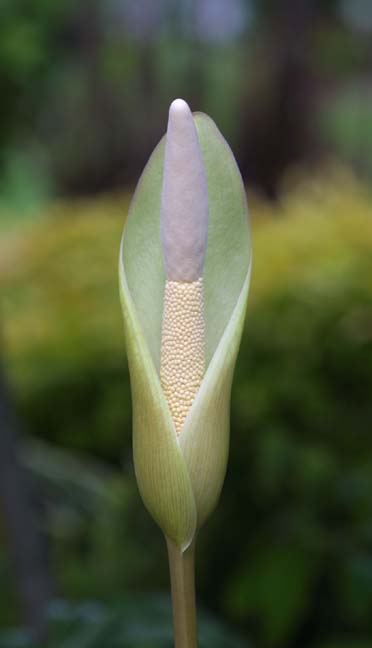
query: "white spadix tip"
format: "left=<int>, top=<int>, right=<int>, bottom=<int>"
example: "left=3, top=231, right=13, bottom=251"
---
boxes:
left=161, top=98, right=209, bottom=282
left=169, top=98, right=189, bottom=114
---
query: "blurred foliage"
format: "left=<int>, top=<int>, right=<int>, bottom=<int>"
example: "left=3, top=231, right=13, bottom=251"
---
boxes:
left=1, top=0, right=372, bottom=202
left=0, top=0, right=248, bottom=199
left=1, top=194, right=130, bottom=461
left=320, top=83, right=372, bottom=178
left=0, top=596, right=247, bottom=648
left=1, top=166, right=372, bottom=647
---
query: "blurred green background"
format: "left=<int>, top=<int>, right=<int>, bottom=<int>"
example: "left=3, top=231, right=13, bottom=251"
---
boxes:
left=1, top=1, right=372, bottom=646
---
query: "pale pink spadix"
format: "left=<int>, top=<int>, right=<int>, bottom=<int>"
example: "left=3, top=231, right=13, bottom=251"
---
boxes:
left=160, top=98, right=209, bottom=282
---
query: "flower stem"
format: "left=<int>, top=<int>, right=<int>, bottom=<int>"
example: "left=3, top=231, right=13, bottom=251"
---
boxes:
left=166, top=536, right=198, bottom=648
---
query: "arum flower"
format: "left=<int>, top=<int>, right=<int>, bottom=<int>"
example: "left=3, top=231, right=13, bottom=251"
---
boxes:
left=119, top=98, right=251, bottom=646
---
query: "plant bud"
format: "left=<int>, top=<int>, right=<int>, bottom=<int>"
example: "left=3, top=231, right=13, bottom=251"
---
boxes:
left=119, top=100, right=251, bottom=549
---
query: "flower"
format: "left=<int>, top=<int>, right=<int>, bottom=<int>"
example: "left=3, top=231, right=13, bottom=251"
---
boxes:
left=119, top=99, right=251, bottom=550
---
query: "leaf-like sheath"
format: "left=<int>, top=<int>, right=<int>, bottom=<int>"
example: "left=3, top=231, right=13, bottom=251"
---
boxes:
left=119, top=113, right=251, bottom=547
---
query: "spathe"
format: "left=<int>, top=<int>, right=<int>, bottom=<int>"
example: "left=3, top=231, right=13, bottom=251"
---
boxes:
left=119, top=112, right=251, bottom=549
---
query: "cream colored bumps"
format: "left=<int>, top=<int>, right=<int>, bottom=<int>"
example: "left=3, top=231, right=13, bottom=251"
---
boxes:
left=160, top=278, right=205, bottom=434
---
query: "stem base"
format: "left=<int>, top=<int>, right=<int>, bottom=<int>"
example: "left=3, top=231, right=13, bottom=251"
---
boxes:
left=166, top=537, right=197, bottom=648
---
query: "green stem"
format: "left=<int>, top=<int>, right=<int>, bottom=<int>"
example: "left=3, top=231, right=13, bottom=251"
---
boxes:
left=166, top=536, right=198, bottom=648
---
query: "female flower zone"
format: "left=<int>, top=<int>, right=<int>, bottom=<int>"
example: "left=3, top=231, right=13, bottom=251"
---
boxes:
left=119, top=98, right=251, bottom=647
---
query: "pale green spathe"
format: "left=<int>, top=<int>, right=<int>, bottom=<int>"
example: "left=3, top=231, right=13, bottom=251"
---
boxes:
left=119, top=113, right=251, bottom=550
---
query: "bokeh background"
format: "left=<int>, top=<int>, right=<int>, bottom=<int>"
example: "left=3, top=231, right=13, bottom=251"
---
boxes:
left=1, top=1, right=372, bottom=646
